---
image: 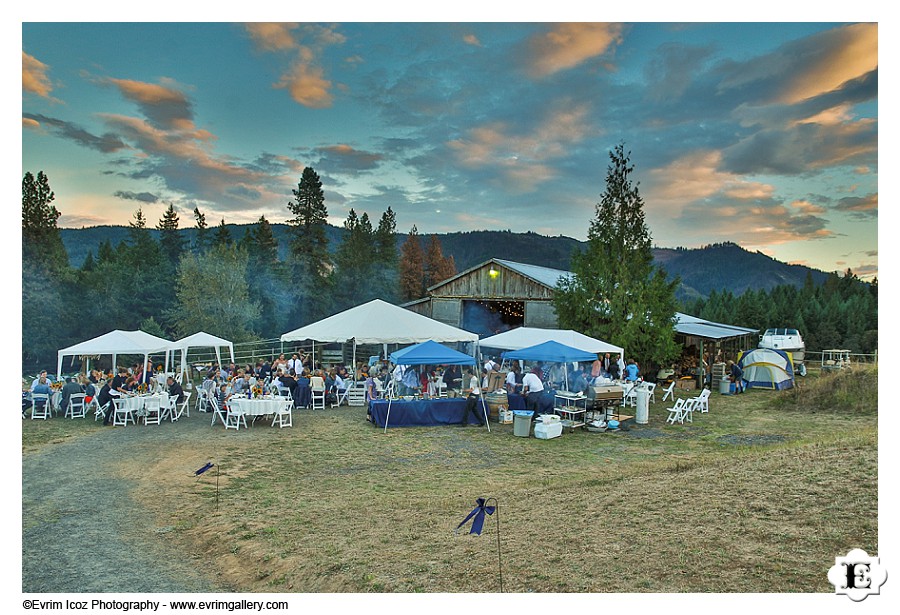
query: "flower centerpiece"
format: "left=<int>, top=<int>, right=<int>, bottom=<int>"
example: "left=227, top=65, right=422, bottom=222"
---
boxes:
left=252, top=385, right=263, bottom=399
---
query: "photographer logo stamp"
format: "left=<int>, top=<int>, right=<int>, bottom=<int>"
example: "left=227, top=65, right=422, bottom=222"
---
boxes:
left=827, top=548, right=887, bottom=601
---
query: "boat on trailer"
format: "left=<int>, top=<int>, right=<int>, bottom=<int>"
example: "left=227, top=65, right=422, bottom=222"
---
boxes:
left=759, top=328, right=806, bottom=376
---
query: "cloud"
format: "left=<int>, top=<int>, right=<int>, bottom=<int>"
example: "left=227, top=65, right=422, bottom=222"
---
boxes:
left=22, top=113, right=128, bottom=153
left=463, top=34, right=481, bottom=47
left=644, top=43, right=715, bottom=101
left=106, top=77, right=196, bottom=131
left=22, top=117, right=40, bottom=130
left=308, top=144, right=384, bottom=175
left=114, top=190, right=160, bottom=203
left=525, top=23, right=624, bottom=78
left=245, top=23, right=300, bottom=52
left=23, top=51, right=54, bottom=98
left=717, top=23, right=877, bottom=105
left=833, top=193, right=878, bottom=219
left=274, top=59, right=333, bottom=108
left=248, top=24, right=345, bottom=109
left=791, top=199, right=827, bottom=215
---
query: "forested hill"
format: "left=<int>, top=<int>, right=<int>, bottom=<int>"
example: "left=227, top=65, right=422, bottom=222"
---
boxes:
left=59, top=226, right=830, bottom=300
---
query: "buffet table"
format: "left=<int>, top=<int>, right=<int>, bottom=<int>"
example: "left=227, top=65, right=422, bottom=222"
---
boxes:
left=368, top=398, right=487, bottom=428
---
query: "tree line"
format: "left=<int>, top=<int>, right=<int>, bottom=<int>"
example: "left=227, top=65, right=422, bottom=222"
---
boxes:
left=680, top=270, right=878, bottom=353
left=21, top=168, right=455, bottom=372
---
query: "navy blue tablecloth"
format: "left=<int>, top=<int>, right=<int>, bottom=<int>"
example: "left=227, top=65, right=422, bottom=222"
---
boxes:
left=368, top=398, right=489, bottom=428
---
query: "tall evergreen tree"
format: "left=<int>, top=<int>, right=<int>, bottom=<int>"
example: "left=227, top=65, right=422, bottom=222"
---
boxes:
left=213, top=218, right=231, bottom=246
left=398, top=225, right=426, bottom=302
left=22, top=170, right=67, bottom=270
left=423, top=234, right=456, bottom=288
left=554, top=143, right=680, bottom=369
left=157, top=203, right=185, bottom=266
left=286, top=166, right=331, bottom=323
left=193, top=206, right=209, bottom=253
left=372, top=206, right=399, bottom=302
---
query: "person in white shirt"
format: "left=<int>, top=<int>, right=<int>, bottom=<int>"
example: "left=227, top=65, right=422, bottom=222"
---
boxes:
left=522, top=367, right=545, bottom=418
left=464, top=367, right=484, bottom=426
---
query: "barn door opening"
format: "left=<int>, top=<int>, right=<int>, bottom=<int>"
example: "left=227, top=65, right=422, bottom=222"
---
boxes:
left=462, top=299, right=524, bottom=337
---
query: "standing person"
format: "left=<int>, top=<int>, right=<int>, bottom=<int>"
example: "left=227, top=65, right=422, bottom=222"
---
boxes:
left=591, top=354, right=603, bottom=379
left=522, top=367, right=545, bottom=420
left=505, top=363, right=521, bottom=394
left=463, top=367, right=484, bottom=426
left=728, top=360, right=744, bottom=394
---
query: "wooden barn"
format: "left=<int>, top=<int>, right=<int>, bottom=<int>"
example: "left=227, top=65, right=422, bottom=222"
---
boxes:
left=402, top=258, right=573, bottom=337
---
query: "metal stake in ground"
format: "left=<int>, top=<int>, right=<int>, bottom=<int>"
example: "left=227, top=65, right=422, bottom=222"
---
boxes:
left=455, top=496, right=503, bottom=592
left=194, top=461, right=219, bottom=511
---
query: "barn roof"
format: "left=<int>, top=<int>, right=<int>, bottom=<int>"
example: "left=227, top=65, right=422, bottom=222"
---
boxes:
left=427, top=258, right=573, bottom=293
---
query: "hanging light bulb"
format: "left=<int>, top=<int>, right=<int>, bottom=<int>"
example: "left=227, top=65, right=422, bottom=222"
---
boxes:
left=488, top=266, right=499, bottom=279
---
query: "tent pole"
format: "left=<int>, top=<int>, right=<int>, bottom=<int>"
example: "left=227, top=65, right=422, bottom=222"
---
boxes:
left=352, top=340, right=357, bottom=380
left=384, top=397, right=392, bottom=434
left=481, top=395, right=491, bottom=433
left=142, top=353, right=148, bottom=383
left=699, top=339, right=705, bottom=389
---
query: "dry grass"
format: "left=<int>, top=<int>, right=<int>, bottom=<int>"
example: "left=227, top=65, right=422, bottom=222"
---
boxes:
left=110, top=370, right=878, bottom=593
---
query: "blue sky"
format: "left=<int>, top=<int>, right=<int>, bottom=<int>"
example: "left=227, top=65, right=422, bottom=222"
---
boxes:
left=21, top=15, right=879, bottom=278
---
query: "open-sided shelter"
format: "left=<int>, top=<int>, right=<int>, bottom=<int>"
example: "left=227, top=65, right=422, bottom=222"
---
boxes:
left=56, top=329, right=172, bottom=381
left=171, top=331, right=235, bottom=380
left=384, top=339, right=485, bottom=432
left=481, top=326, right=623, bottom=357
left=280, top=299, right=479, bottom=371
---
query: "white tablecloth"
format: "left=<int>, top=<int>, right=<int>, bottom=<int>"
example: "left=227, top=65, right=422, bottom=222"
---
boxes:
left=119, top=393, right=170, bottom=416
left=230, top=397, right=287, bottom=417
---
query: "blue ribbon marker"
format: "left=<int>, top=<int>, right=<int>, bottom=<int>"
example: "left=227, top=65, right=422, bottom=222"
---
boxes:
left=456, top=497, right=496, bottom=535
left=195, top=462, right=214, bottom=476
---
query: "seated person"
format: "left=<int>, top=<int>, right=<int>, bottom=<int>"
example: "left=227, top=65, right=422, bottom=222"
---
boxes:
left=99, top=381, right=115, bottom=425
left=60, top=376, right=85, bottom=413
left=624, top=359, right=640, bottom=382
left=167, top=376, right=186, bottom=404
left=572, top=369, right=592, bottom=395
left=30, top=370, right=51, bottom=392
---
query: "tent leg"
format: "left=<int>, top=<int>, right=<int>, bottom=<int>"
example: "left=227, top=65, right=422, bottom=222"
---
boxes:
left=383, top=398, right=392, bottom=434
left=481, top=396, right=491, bottom=433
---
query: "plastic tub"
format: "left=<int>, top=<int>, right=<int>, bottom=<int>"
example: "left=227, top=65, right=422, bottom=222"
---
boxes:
left=512, top=410, right=532, bottom=437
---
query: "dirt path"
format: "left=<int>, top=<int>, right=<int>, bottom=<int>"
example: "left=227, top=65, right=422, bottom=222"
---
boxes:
left=22, top=412, right=227, bottom=593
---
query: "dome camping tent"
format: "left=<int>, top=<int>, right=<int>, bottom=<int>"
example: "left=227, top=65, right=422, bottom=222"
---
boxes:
left=737, top=348, right=795, bottom=390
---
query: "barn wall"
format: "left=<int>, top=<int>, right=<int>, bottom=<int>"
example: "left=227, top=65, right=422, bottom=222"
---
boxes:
left=432, top=298, right=462, bottom=327
left=524, top=301, right=559, bottom=328
left=431, top=263, right=555, bottom=300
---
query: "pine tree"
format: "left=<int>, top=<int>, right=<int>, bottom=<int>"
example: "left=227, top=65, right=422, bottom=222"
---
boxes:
left=424, top=235, right=456, bottom=288
left=398, top=225, right=426, bottom=301
left=22, top=170, right=67, bottom=270
left=193, top=207, right=209, bottom=253
left=213, top=218, right=231, bottom=246
left=286, top=166, right=331, bottom=323
left=372, top=207, right=399, bottom=302
left=554, top=143, right=680, bottom=369
left=156, top=203, right=185, bottom=266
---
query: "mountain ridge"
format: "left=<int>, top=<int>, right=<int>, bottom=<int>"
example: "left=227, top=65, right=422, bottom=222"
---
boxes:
left=59, top=225, right=832, bottom=300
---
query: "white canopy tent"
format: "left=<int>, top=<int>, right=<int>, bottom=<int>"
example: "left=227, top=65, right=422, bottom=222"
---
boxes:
left=280, top=299, right=479, bottom=373
left=479, top=327, right=624, bottom=357
left=171, top=332, right=235, bottom=380
left=56, top=329, right=173, bottom=381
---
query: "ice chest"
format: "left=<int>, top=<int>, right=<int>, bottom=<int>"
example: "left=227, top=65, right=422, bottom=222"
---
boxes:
left=535, top=421, right=563, bottom=439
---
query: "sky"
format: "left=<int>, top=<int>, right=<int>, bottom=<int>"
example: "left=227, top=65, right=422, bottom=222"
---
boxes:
left=20, top=13, right=880, bottom=279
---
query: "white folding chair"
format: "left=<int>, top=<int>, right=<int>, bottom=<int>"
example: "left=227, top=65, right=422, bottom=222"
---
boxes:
left=171, top=392, right=191, bottom=422
left=271, top=398, right=293, bottom=428
left=224, top=399, right=247, bottom=430
left=661, top=381, right=676, bottom=403
left=196, top=387, right=209, bottom=413
left=30, top=393, right=51, bottom=420
left=94, top=400, right=109, bottom=422
left=209, top=396, right=229, bottom=427
left=643, top=382, right=657, bottom=404
left=681, top=398, right=697, bottom=423
left=65, top=393, right=87, bottom=419
left=622, top=382, right=637, bottom=407
left=143, top=397, right=162, bottom=425
left=310, top=382, right=326, bottom=410
left=665, top=398, right=686, bottom=425
left=112, top=398, right=135, bottom=427
left=435, top=374, right=447, bottom=398
left=695, top=389, right=711, bottom=413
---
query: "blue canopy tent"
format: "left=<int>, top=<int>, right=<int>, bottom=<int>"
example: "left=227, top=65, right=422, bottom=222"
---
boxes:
left=502, top=340, right=598, bottom=391
left=383, top=340, right=488, bottom=432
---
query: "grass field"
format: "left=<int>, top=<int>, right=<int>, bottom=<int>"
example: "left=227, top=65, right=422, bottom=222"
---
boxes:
left=23, top=367, right=878, bottom=593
